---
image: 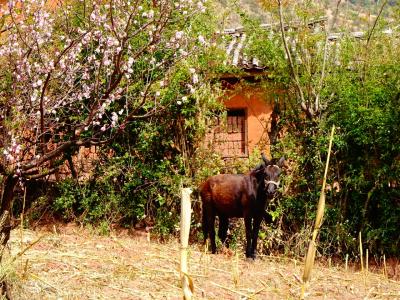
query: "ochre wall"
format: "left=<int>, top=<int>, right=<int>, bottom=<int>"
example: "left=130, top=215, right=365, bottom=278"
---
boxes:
left=223, top=86, right=274, bottom=159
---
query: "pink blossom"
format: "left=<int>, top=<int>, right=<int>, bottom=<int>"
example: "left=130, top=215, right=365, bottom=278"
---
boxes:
left=0, top=0, right=210, bottom=180
left=198, top=35, right=206, bottom=45
left=175, top=31, right=184, bottom=40
left=192, top=73, right=199, bottom=84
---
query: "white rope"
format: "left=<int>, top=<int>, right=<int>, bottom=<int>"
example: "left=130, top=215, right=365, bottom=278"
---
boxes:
left=265, top=180, right=280, bottom=187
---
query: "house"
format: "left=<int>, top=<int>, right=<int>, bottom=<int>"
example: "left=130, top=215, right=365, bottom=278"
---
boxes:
left=205, top=22, right=299, bottom=160
left=206, top=17, right=373, bottom=160
left=209, top=76, right=279, bottom=160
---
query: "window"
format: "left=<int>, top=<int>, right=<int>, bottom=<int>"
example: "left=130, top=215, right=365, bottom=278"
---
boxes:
left=213, top=109, right=248, bottom=158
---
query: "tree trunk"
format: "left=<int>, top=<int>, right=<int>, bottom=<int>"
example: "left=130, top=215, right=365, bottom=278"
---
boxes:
left=268, top=105, right=280, bottom=146
left=0, top=174, right=18, bottom=299
left=67, top=155, right=78, bottom=180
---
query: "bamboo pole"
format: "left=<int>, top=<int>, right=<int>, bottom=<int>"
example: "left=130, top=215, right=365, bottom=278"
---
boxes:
left=359, top=232, right=364, bottom=274
left=383, top=254, right=387, bottom=278
left=180, top=188, right=193, bottom=300
left=20, top=186, right=27, bottom=246
left=301, top=125, right=335, bottom=298
left=232, top=251, right=239, bottom=287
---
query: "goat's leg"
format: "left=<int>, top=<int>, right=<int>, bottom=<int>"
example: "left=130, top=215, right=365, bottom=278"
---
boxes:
left=202, top=204, right=217, bottom=253
left=244, top=216, right=253, bottom=258
left=250, top=215, right=263, bottom=259
left=202, top=206, right=209, bottom=245
left=208, top=214, right=217, bottom=253
left=218, top=216, right=229, bottom=247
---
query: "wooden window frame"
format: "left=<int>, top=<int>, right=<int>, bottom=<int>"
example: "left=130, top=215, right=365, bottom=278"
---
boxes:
left=222, top=108, right=248, bottom=158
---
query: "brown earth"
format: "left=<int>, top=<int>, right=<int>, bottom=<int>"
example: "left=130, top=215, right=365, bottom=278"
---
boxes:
left=7, top=224, right=400, bottom=299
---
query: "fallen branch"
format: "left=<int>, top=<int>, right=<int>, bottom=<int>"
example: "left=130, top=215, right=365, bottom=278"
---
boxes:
left=210, top=281, right=248, bottom=297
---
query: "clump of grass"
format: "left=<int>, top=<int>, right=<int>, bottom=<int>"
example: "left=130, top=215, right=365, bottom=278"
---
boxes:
left=1, top=232, right=44, bottom=299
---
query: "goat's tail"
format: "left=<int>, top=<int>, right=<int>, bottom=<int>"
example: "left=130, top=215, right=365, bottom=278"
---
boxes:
left=200, top=181, right=210, bottom=244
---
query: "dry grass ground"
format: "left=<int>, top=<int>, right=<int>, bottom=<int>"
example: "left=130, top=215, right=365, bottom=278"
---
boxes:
left=6, top=224, right=400, bottom=299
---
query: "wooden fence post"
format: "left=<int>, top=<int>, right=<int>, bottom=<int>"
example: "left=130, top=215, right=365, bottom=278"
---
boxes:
left=180, top=188, right=193, bottom=299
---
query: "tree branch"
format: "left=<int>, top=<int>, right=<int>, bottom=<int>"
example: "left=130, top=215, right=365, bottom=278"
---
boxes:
left=315, top=0, right=342, bottom=113
left=366, top=0, right=388, bottom=49
left=277, top=0, right=310, bottom=119
left=21, top=141, right=73, bottom=172
left=38, top=33, right=87, bottom=153
left=25, top=166, right=61, bottom=180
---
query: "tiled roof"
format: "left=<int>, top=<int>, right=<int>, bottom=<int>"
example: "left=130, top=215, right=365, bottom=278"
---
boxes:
left=222, top=18, right=397, bottom=71
left=222, top=18, right=327, bottom=70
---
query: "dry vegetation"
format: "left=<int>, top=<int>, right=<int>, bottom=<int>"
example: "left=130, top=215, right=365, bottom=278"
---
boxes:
left=5, top=224, right=400, bottom=299
left=218, top=0, right=395, bottom=29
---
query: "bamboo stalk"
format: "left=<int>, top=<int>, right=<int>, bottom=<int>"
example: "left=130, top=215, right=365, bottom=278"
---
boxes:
left=366, top=249, right=369, bottom=274
left=383, top=255, right=387, bottom=278
left=359, top=232, right=364, bottom=273
left=345, top=254, right=348, bottom=271
left=29, top=273, right=60, bottom=293
left=232, top=251, right=239, bottom=287
left=20, top=186, right=27, bottom=247
left=203, top=240, right=210, bottom=276
left=180, top=188, right=193, bottom=300
left=301, top=125, right=335, bottom=298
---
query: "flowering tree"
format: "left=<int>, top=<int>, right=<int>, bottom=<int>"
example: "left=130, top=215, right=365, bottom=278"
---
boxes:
left=0, top=0, right=214, bottom=291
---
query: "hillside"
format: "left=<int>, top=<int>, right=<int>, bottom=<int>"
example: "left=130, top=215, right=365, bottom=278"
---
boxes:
left=217, top=0, right=397, bottom=29
left=9, top=225, right=400, bottom=299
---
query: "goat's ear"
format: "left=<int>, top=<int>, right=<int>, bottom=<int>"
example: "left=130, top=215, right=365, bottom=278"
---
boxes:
left=277, top=156, right=285, bottom=167
left=261, top=153, right=270, bottom=165
left=253, top=167, right=264, bottom=178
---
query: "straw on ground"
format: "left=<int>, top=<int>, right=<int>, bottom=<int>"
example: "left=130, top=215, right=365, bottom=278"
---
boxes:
left=7, top=225, right=399, bottom=300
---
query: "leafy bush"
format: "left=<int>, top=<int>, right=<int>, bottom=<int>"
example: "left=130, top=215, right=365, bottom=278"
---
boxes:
left=236, top=3, right=400, bottom=257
